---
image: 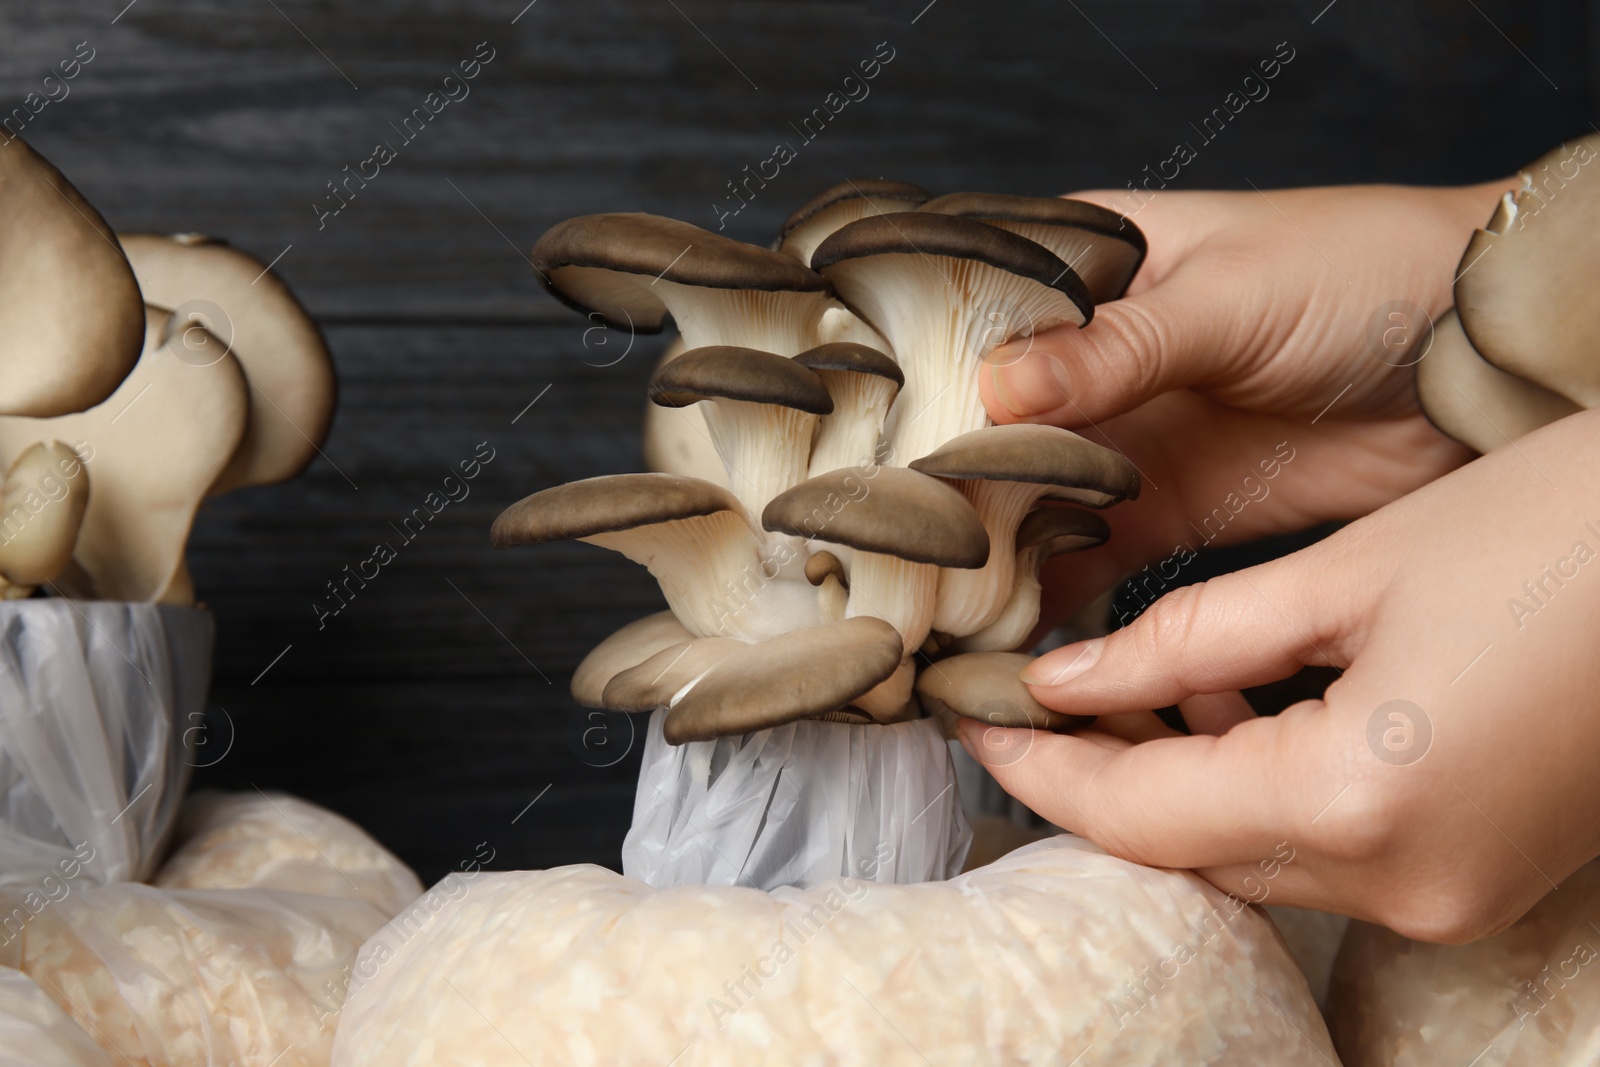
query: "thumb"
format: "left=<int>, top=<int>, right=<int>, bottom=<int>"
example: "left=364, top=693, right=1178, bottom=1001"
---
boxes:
left=981, top=264, right=1249, bottom=426
left=1022, top=553, right=1355, bottom=715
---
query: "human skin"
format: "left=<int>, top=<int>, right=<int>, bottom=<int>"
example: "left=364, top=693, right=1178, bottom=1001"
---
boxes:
left=958, top=181, right=1600, bottom=943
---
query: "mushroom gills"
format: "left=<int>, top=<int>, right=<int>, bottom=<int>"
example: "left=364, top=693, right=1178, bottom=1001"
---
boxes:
left=0, top=442, right=90, bottom=593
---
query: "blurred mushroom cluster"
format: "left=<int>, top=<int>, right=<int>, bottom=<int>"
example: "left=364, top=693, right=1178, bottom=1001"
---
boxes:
left=0, top=138, right=334, bottom=605
left=1418, top=132, right=1599, bottom=453
left=494, top=180, right=1144, bottom=743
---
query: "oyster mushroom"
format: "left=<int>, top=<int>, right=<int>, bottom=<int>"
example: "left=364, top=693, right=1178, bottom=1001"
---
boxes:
left=950, top=505, right=1110, bottom=654
left=909, top=423, right=1138, bottom=637
left=762, top=465, right=988, bottom=654
left=0, top=307, right=249, bottom=603
left=531, top=213, right=839, bottom=355
left=1416, top=307, right=1579, bottom=455
left=916, top=651, right=1088, bottom=735
left=640, top=337, right=727, bottom=487
left=648, top=346, right=833, bottom=520
left=118, top=232, right=337, bottom=494
left=0, top=138, right=143, bottom=416
left=812, top=212, right=1092, bottom=463
left=490, top=473, right=821, bottom=641
left=570, top=611, right=695, bottom=709
left=919, top=192, right=1147, bottom=302
left=792, top=342, right=903, bottom=475
left=0, top=442, right=90, bottom=597
left=774, top=177, right=929, bottom=267
left=598, top=615, right=904, bottom=743
left=1454, top=134, right=1600, bottom=407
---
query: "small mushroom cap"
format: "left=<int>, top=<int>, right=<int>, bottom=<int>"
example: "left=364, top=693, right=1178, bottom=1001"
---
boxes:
left=571, top=611, right=695, bottom=708
left=915, top=652, right=1087, bottom=730
left=601, top=636, right=745, bottom=713
left=119, top=232, right=337, bottom=494
left=659, top=616, right=906, bottom=743
left=811, top=212, right=1094, bottom=326
left=648, top=346, right=833, bottom=413
left=490, top=473, right=746, bottom=547
left=1416, top=307, right=1579, bottom=454
left=0, top=441, right=90, bottom=586
left=1454, top=133, right=1600, bottom=406
left=778, top=179, right=930, bottom=243
left=919, top=192, right=1146, bottom=302
left=0, top=138, right=143, bottom=417
left=762, top=466, right=989, bottom=568
left=641, top=337, right=727, bottom=485
left=1016, top=505, right=1111, bottom=554
left=909, top=424, right=1141, bottom=507
left=792, top=342, right=904, bottom=388
left=530, top=213, right=830, bottom=332
left=803, top=550, right=845, bottom=586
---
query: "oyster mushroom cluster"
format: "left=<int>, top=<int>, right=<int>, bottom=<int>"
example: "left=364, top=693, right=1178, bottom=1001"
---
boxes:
left=1418, top=132, right=1599, bottom=453
left=0, top=138, right=334, bottom=605
left=495, top=180, right=1145, bottom=744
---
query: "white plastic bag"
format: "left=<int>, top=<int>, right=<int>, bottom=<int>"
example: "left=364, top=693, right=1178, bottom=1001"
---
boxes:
left=0, top=601, right=211, bottom=886
left=332, top=835, right=1335, bottom=1066
left=1264, top=905, right=1349, bottom=1009
left=0, top=966, right=111, bottom=1067
left=154, top=790, right=423, bottom=918
left=1326, top=858, right=1600, bottom=1066
left=623, top=709, right=971, bottom=889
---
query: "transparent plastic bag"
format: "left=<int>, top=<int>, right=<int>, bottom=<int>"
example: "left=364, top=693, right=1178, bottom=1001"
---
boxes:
left=622, top=709, right=971, bottom=890
left=0, top=882, right=389, bottom=1067
left=154, top=790, right=423, bottom=918
left=1326, top=858, right=1600, bottom=1066
left=1264, top=905, right=1349, bottom=1009
left=0, top=966, right=111, bottom=1067
left=0, top=601, right=212, bottom=886
left=332, top=835, right=1335, bottom=1067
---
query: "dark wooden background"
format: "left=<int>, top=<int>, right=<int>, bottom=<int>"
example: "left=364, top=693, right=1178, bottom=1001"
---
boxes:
left=4, top=0, right=1594, bottom=884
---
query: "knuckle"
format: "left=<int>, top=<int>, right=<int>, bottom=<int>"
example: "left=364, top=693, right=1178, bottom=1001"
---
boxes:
left=1308, top=780, right=1406, bottom=864
left=1137, top=582, right=1213, bottom=670
left=1374, top=884, right=1513, bottom=945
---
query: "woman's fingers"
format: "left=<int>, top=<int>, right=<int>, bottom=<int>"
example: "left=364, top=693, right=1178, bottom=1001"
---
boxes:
left=1021, top=551, right=1356, bottom=715
left=1179, top=691, right=1257, bottom=736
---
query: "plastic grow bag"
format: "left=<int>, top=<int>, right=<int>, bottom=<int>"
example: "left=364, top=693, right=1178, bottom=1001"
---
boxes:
left=0, top=601, right=212, bottom=887
left=0, top=966, right=111, bottom=1067
left=331, top=835, right=1335, bottom=1066
left=623, top=709, right=971, bottom=890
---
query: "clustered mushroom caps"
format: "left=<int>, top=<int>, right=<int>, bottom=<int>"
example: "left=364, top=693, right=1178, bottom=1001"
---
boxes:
left=1417, top=132, right=1599, bottom=454
left=498, top=180, right=1146, bottom=743
left=0, top=138, right=335, bottom=605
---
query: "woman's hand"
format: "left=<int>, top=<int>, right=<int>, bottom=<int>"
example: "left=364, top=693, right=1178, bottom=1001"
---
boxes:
left=960, top=409, right=1600, bottom=942
left=980, top=182, right=1514, bottom=622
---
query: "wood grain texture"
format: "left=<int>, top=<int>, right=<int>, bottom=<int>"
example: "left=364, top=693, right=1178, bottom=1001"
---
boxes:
left=1, top=0, right=1590, bottom=883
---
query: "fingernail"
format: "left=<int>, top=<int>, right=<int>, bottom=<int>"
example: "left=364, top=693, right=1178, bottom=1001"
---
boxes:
left=1020, top=639, right=1103, bottom=688
left=989, top=348, right=1072, bottom=418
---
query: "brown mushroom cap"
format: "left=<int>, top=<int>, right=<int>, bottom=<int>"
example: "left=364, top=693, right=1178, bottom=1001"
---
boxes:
left=1454, top=134, right=1600, bottom=406
left=491, top=473, right=747, bottom=547
left=1416, top=307, right=1580, bottom=455
left=531, top=213, right=831, bottom=336
left=791, top=342, right=904, bottom=388
left=0, top=138, right=143, bottom=417
left=918, top=193, right=1146, bottom=302
left=1016, top=504, right=1112, bottom=554
left=0, top=441, right=90, bottom=589
left=762, top=466, right=989, bottom=568
left=119, top=233, right=337, bottom=495
left=775, top=179, right=929, bottom=266
left=811, top=212, right=1094, bottom=323
left=910, top=424, right=1141, bottom=508
left=0, top=306, right=250, bottom=603
left=640, top=337, right=727, bottom=486
left=916, top=652, right=1087, bottom=731
left=571, top=611, right=695, bottom=708
left=648, top=346, right=833, bottom=413
left=657, top=616, right=906, bottom=743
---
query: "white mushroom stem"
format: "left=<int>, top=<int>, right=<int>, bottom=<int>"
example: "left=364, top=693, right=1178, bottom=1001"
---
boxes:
left=932, top=480, right=1045, bottom=636
left=806, top=370, right=897, bottom=477
left=829, top=256, right=1068, bottom=463
left=844, top=552, right=937, bottom=653
left=651, top=282, right=836, bottom=356
left=949, top=555, right=1044, bottom=654
left=701, top=401, right=819, bottom=520
left=586, top=513, right=822, bottom=641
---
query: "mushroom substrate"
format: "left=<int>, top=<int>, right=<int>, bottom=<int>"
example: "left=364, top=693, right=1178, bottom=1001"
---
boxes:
left=499, top=185, right=1144, bottom=889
